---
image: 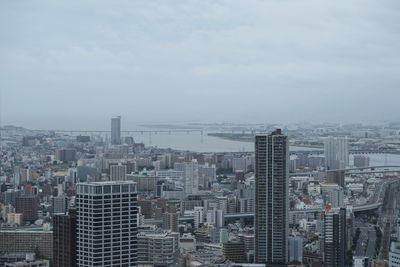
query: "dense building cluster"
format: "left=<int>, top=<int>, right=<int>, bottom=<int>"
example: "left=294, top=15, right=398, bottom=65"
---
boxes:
left=1, top=120, right=400, bottom=266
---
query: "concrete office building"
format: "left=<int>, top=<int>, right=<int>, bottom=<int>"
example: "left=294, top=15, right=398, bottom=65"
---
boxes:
left=156, top=170, right=184, bottom=180
left=324, top=137, right=349, bottom=170
left=289, top=237, right=303, bottom=263
left=128, top=173, right=160, bottom=193
left=216, top=196, right=228, bottom=214
left=2, top=189, right=22, bottom=206
left=110, top=163, right=127, bottom=181
left=223, top=240, right=246, bottom=263
left=238, top=234, right=255, bottom=263
left=239, top=198, right=254, bottom=213
left=198, top=164, right=216, bottom=189
left=109, top=161, right=136, bottom=175
left=353, top=155, right=370, bottom=168
left=175, top=160, right=199, bottom=196
left=7, top=213, right=23, bottom=225
left=179, top=233, right=196, bottom=251
left=162, top=212, right=179, bottom=232
left=76, top=181, right=138, bottom=267
left=389, top=241, right=400, bottom=267
left=326, top=170, right=345, bottom=188
left=111, top=116, right=121, bottom=145
left=53, top=209, right=77, bottom=267
left=52, top=196, right=68, bottom=214
left=324, top=188, right=344, bottom=208
left=255, top=129, right=289, bottom=265
left=206, top=208, right=224, bottom=228
left=19, top=168, right=30, bottom=184
left=5, top=260, right=49, bottom=267
left=137, top=232, right=179, bottom=267
left=323, top=207, right=346, bottom=267
left=56, top=149, right=77, bottom=163
left=0, top=229, right=53, bottom=260
left=15, top=195, right=39, bottom=223
left=0, top=253, right=32, bottom=266
left=2, top=204, right=15, bottom=221
left=194, top=206, right=204, bottom=230
left=232, top=157, right=247, bottom=172
left=353, top=256, right=369, bottom=267
left=4, top=253, right=49, bottom=267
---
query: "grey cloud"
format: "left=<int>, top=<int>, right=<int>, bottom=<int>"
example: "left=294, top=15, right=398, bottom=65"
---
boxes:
left=0, top=0, right=399, bottom=129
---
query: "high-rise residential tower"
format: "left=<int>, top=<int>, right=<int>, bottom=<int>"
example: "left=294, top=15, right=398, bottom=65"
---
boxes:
left=255, top=129, right=289, bottom=265
left=324, top=137, right=349, bottom=170
left=111, top=116, right=121, bottom=145
left=76, top=181, right=138, bottom=267
left=323, top=207, right=346, bottom=267
left=174, top=160, right=199, bottom=196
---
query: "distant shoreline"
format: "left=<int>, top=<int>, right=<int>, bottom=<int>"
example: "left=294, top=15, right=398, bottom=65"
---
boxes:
left=207, top=133, right=325, bottom=149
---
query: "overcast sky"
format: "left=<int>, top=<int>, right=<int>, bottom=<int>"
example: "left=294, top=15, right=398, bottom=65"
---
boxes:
left=1, top=0, right=399, bottom=130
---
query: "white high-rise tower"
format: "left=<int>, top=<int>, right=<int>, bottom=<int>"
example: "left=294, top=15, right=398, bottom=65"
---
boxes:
left=174, top=160, right=199, bottom=196
left=76, top=181, right=138, bottom=266
left=324, top=137, right=349, bottom=170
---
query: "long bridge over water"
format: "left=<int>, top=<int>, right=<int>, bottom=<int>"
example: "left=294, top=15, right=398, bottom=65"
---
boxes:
left=2, top=129, right=205, bottom=135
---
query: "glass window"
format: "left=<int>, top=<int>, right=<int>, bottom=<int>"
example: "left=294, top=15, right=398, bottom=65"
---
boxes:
left=104, top=185, right=111, bottom=194
left=112, top=185, right=120, bottom=193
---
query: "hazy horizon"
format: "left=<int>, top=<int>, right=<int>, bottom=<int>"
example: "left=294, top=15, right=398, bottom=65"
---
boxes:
left=0, top=117, right=394, bottom=131
left=1, top=0, right=400, bottom=129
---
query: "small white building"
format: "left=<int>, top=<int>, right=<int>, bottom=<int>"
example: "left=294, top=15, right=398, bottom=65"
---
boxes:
left=389, top=241, right=400, bottom=267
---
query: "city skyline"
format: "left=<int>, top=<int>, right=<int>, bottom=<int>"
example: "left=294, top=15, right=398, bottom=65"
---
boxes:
left=1, top=123, right=400, bottom=266
left=1, top=0, right=400, bottom=266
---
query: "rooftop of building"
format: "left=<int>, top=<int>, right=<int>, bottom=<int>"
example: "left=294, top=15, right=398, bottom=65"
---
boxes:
left=390, top=241, right=400, bottom=254
left=77, top=181, right=136, bottom=185
left=6, top=259, right=49, bottom=265
left=0, top=227, right=52, bottom=233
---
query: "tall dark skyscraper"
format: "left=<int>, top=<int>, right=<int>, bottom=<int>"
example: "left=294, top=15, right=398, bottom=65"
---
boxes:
left=76, top=181, right=138, bottom=267
left=323, top=207, right=347, bottom=267
left=53, top=208, right=77, bottom=267
left=255, top=129, right=289, bottom=265
left=111, top=116, right=121, bottom=145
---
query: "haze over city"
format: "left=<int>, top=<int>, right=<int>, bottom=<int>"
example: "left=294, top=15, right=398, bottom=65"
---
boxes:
left=1, top=0, right=400, bottom=129
left=2, top=1, right=400, bottom=267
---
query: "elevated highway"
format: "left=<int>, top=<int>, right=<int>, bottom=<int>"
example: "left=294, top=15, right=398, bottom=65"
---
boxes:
left=290, top=165, right=400, bottom=177
left=179, top=178, right=400, bottom=223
